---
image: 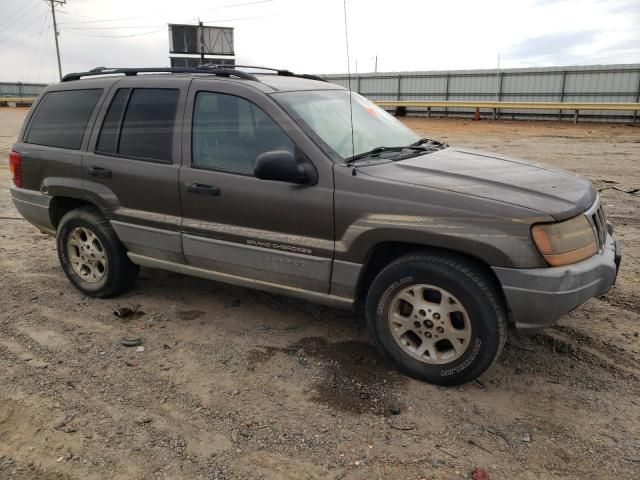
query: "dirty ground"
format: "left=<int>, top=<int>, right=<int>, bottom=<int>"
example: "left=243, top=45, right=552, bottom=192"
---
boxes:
left=0, top=108, right=639, bottom=479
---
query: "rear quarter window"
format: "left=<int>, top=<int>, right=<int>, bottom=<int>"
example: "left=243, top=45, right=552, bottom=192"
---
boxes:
left=25, top=89, right=103, bottom=150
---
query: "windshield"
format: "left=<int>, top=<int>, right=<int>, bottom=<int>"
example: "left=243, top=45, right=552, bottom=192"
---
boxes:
left=273, top=90, right=422, bottom=160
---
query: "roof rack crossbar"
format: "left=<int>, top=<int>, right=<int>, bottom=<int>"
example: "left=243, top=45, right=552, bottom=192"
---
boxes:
left=199, top=64, right=294, bottom=75
left=298, top=73, right=328, bottom=82
left=198, top=63, right=329, bottom=82
left=61, top=67, right=258, bottom=82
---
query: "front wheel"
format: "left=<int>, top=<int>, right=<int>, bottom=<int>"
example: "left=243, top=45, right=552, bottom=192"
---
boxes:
left=365, top=252, right=506, bottom=385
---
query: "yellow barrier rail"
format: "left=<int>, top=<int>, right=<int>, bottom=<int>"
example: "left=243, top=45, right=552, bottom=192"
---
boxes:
left=0, top=96, right=36, bottom=104
left=374, top=100, right=640, bottom=123
left=374, top=100, right=640, bottom=110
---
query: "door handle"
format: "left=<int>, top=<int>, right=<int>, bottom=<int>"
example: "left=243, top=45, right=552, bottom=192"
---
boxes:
left=87, top=166, right=112, bottom=178
left=187, top=183, right=220, bottom=196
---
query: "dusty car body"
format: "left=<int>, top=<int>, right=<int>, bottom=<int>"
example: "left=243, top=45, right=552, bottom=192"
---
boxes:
left=9, top=66, right=621, bottom=384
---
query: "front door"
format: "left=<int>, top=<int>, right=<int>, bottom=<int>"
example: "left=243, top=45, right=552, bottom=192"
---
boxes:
left=179, top=79, right=334, bottom=293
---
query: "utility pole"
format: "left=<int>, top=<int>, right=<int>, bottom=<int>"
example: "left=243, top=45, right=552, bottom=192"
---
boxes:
left=47, top=0, right=65, bottom=81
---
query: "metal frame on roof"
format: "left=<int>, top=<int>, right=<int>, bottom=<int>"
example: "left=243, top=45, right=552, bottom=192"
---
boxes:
left=61, top=65, right=327, bottom=83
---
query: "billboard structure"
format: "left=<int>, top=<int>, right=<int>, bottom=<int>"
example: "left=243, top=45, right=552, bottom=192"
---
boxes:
left=168, top=24, right=234, bottom=55
left=168, top=24, right=234, bottom=67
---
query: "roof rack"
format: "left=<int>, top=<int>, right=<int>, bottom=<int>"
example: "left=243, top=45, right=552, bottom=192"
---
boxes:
left=199, top=64, right=328, bottom=82
left=61, top=66, right=258, bottom=82
left=61, top=65, right=328, bottom=83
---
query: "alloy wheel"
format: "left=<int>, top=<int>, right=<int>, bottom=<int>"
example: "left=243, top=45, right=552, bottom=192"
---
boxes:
left=66, top=226, right=108, bottom=283
left=388, top=284, right=472, bottom=364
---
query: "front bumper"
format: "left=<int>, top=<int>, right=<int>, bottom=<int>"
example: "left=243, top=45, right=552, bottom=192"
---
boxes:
left=493, top=232, right=620, bottom=333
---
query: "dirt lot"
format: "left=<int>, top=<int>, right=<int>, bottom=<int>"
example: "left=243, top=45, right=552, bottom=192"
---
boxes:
left=0, top=107, right=639, bottom=480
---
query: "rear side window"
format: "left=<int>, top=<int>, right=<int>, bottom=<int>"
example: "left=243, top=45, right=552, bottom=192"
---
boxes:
left=25, top=89, right=103, bottom=150
left=96, top=88, right=129, bottom=154
left=96, top=88, right=179, bottom=162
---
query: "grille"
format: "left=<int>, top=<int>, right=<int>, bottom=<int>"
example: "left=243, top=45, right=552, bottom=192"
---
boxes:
left=589, top=201, right=607, bottom=250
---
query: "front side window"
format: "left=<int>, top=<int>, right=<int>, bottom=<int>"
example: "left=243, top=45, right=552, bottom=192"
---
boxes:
left=25, top=89, right=103, bottom=150
left=273, top=90, right=421, bottom=160
left=192, top=91, right=295, bottom=173
left=96, top=88, right=179, bottom=162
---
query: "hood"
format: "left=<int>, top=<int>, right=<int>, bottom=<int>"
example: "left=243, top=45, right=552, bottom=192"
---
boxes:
left=358, top=147, right=596, bottom=220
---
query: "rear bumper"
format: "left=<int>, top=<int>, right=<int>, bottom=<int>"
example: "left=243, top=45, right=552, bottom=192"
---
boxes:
left=493, top=232, right=620, bottom=333
left=10, top=187, right=55, bottom=235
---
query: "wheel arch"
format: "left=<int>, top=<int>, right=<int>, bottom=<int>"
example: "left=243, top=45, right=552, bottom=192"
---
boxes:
left=354, top=241, right=508, bottom=318
left=49, top=196, right=96, bottom=229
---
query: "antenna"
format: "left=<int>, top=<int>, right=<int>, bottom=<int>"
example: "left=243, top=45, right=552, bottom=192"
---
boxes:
left=343, top=0, right=355, bottom=160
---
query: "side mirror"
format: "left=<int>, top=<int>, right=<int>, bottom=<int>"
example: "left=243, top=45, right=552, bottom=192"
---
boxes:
left=253, top=150, right=317, bottom=185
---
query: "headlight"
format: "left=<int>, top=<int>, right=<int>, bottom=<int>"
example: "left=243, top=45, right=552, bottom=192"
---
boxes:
left=531, top=215, right=597, bottom=267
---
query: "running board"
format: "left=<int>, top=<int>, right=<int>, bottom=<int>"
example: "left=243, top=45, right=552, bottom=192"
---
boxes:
left=127, top=253, right=355, bottom=310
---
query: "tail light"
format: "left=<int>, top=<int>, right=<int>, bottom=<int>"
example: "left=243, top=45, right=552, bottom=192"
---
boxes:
left=9, top=150, right=22, bottom=188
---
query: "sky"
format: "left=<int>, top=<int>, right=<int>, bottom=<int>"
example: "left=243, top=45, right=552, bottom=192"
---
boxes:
left=0, top=0, right=638, bottom=83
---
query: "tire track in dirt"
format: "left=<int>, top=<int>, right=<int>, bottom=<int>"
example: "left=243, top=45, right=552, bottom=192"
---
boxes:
left=0, top=314, right=363, bottom=478
left=552, top=324, right=640, bottom=374
left=0, top=323, right=235, bottom=477
left=525, top=329, right=640, bottom=382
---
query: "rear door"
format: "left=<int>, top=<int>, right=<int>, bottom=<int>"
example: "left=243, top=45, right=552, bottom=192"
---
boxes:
left=84, top=77, right=188, bottom=263
left=179, top=79, right=335, bottom=293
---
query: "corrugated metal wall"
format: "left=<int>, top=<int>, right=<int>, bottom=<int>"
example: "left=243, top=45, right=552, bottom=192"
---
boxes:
left=2, top=65, right=639, bottom=121
left=0, top=82, right=47, bottom=98
left=323, top=64, right=640, bottom=121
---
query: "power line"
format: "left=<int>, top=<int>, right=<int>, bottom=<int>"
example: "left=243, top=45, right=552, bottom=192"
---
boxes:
left=63, top=24, right=163, bottom=30
left=0, top=2, right=48, bottom=39
left=0, top=0, right=39, bottom=29
left=24, top=11, right=51, bottom=82
left=0, top=9, right=49, bottom=44
left=60, top=14, right=275, bottom=32
left=36, top=14, right=54, bottom=83
left=200, top=14, right=276, bottom=23
left=63, top=28, right=165, bottom=38
left=57, top=11, right=156, bottom=24
left=57, top=0, right=276, bottom=25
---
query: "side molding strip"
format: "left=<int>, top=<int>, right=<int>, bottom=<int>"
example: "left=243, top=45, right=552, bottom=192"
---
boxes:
left=111, top=221, right=183, bottom=263
left=127, top=253, right=355, bottom=310
left=331, top=260, right=363, bottom=299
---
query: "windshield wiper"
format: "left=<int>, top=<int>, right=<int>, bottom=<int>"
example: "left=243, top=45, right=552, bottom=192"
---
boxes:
left=344, top=145, right=428, bottom=164
left=344, top=146, right=406, bottom=164
left=411, top=137, right=446, bottom=148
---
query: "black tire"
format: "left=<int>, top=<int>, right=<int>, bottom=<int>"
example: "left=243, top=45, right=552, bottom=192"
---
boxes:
left=365, top=252, right=506, bottom=386
left=56, top=206, right=139, bottom=298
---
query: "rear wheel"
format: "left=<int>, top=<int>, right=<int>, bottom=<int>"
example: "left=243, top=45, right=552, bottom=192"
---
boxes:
left=365, top=252, right=506, bottom=385
left=57, top=206, right=139, bottom=297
